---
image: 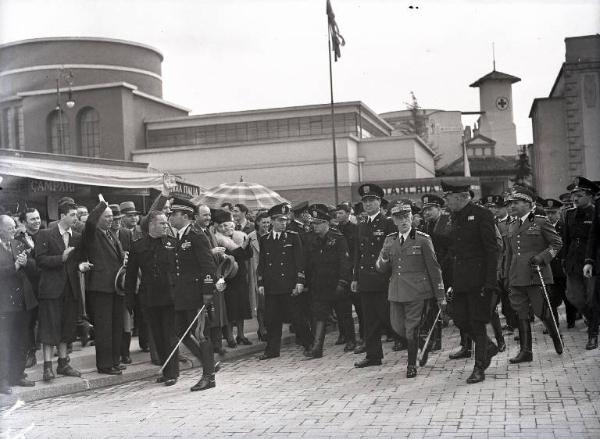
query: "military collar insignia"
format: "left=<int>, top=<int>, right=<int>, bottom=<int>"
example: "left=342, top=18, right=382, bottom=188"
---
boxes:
left=181, top=240, right=192, bottom=250
left=164, top=241, right=175, bottom=249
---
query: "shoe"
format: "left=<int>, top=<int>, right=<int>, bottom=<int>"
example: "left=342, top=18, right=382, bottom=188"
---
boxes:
left=354, top=358, right=382, bottom=368
left=258, top=353, right=279, bottom=360
left=353, top=344, right=366, bottom=354
left=510, top=319, right=533, bottom=363
left=344, top=341, right=356, bottom=352
left=11, top=378, right=35, bottom=387
left=43, top=361, right=55, bottom=382
left=57, top=359, right=81, bottom=377
left=406, top=365, right=417, bottom=378
left=585, top=335, right=598, bottom=350
left=97, top=367, right=122, bottom=375
left=25, top=350, right=37, bottom=369
left=448, top=346, right=471, bottom=360
left=484, top=341, right=499, bottom=369
left=497, top=338, right=507, bottom=353
left=190, top=374, right=215, bottom=391
left=236, top=336, right=252, bottom=346
left=392, top=339, right=407, bottom=352
left=466, top=367, right=485, bottom=384
left=334, top=334, right=345, bottom=345
left=0, top=381, right=11, bottom=395
left=156, top=376, right=167, bottom=383
left=121, top=356, right=132, bottom=364
left=164, top=378, right=177, bottom=386
left=304, top=321, right=325, bottom=359
left=226, top=338, right=237, bottom=348
left=115, top=364, right=127, bottom=370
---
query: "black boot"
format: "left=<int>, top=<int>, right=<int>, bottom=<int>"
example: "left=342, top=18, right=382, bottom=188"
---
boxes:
left=449, top=334, right=471, bottom=359
left=585, top=335, right=598, bottom=350
left=57, top=357, right=81, bottom=377
left=305, top=321, right=326, bottom=359
left=190, top=374, right=215, bottom=391
left=466, top=337, right=488, bottom=384
left=121, top=332, right=132, bottom=364
left=490, top=312, right=506, bottom=352
left=342, top=314, right=356, bottom=352
left=431, top=320, right=442, bottom=352
left=544, top=316, right=563, bottom=355
left=43, top=361, right=55, bottom=382
left=509, top=319, right=533, bottom=363
left=406, top=340, right=418, bottom=378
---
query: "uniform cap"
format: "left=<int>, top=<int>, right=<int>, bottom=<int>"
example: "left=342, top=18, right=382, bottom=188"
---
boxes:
left=309, top=208, right=330, bottom=222
left=389, top=202, right=412, bottom=217
left=542, top=198, right=563, bottom=210
left=421, top=194, right=444, bottom=208
left=567, top=176, right=600, bottom=194
left=506, top=187, right=534, bottom=203
left=170, top=197, right=196, bottom=215
left=358, top=183, right=384, bottom=200
left=441, top=180, right=471, bottom=194
left=268, top=203, right=291, bottom=219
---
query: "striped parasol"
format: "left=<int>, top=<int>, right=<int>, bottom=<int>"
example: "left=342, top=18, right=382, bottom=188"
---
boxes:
left=191, top=179, right=289, bottom=210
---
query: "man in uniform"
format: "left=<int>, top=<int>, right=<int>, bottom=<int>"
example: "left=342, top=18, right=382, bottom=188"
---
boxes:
left=442, top=181, right=499, bottom=384
left=563, top=177, right=599, bottom=349
left=376, top=203, right=445, bottom=378
left=170, top=198, right=222, bottom=391
left=583, top=182, right=600, bottom=350
left=257, top=203, right=313, bottom=359
left=351, top=183, right=397, bottom=368
left=505, top=187, right=563, bottom=363
left=304, top=207, right=353, bottom=358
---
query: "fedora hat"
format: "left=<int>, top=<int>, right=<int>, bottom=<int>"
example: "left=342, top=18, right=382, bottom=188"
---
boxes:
left=119, top=201, right=139, bottom=215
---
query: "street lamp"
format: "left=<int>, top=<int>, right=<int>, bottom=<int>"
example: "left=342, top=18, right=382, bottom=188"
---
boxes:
left=55, top=69, right=75, bottom=153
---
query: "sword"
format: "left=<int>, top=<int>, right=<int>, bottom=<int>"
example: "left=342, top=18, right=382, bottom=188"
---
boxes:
left=159, top=304, right=206, bottom=374
left=417, top=308, right=442, bottom=365
left=535, top=265, right=564, bottom=352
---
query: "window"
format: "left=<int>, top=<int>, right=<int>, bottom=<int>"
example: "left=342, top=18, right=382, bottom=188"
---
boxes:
left=47, top=110, right=71, bottom=154
left=78, top=107, right=100, bottom=157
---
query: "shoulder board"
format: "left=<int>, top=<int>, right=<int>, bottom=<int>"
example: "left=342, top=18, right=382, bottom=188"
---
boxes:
left=293, top=219, right=303, bottom=225
left=386, top=232, right=398, bottom=238
left=535, top=215, right=547, bottom=218
left=287, top=230, right=298, bottom=234
left=416, top=230, right=429, bottom=237
left=566, top=207, right=576, bottom=211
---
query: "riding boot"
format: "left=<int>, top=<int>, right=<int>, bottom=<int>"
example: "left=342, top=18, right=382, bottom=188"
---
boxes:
left=342, top=314, right=356, bottom=352
left=121, top=332, right=132, bottom=364
left=449, top=333, right=472, bottom=359
left=509, top=319, right=533, bottom=363
left=543, top=315, right=563, bottom=355
left=305, top=321, right=326, bottom=358
left=406, top=339, right=418, bottom=378
left=466, top=337, right=487, bottom=384
left=490, top=311, right=506, bottom=352
left=431, top=320, right=442, bottom=351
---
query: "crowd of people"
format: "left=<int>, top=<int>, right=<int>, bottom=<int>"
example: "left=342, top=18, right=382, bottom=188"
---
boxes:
left=1, top=175, right=599, bottom=395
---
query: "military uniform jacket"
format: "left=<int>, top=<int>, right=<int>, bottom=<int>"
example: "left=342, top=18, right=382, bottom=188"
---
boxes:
left=35, top=226, right=82, bottom=300
left=506, top=213, right=562, bottom=287
left=172, top=225, right=217, bottom=311
left=0, top=239, right=38, bottom=313
left=376, top=229, right=444, bottom=303
left=585, top=198, right=600, bottom=268
left=447, top=202, right=499, bottom=292
left=424, top=213, right=452, bottom=285
left=563, top=205, right=594, bottom=274
left=306, top=230, right=351, bottom=298
left=353, top=213, right=397, bottom=292
left=125, top=235, right=177, bottom=308
left=257, top=231, right=305, bottom=295
left=338, top=221, right=358, bottom=263
left=495, top=216, right=511, bottom=280
left=550, top=221, right=566, bottom=280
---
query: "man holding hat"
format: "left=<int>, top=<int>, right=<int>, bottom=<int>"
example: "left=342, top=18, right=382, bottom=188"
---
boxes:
left=505, top=187, right=563, bottom=362
left=257, top=203, right=313, bottom=359
left=304, top=206, right=354, bottom=358
left=376, top=202, right=445, bottom=378
left=564, top=177, right=599, bottom=349
left=441, top=181, right=500, bottom=384
left=351, top=183, right=398, bottom=368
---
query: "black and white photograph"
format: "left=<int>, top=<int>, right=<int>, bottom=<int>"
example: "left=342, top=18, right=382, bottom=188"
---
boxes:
left=0, top=0, right=599, bottom=437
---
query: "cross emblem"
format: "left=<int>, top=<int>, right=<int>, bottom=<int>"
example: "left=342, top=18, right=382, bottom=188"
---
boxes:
left=496, top=97, right=509, bottom=110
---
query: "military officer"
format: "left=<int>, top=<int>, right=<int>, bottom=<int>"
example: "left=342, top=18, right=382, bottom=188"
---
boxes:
left=442, top=181, right=500, bottom=384
left=376, top=203, right=445, bottom=378
left=563, top=177, right=599, bottom=349
left=125, top=210, right=179, bottom=386
left=257, top=203, right=313, bottom=359
left=304, top=207, right=353, bottom=358
left=583, top=183, right=600, bottom=350
left=505, top=187, right=563, bottom=363
left=170, top=198, right=222, bottom=391
left=351, top=183, right=398, bottom=368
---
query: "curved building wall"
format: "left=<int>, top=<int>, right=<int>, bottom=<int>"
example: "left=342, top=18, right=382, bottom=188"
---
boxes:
left=0, top=38, right=163, bottom=98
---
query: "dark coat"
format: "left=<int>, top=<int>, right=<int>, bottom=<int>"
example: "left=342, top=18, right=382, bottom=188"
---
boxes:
left=35, top=226, right=81, bottom=300
left=14, top=230, right=40, bottom=296
left=424, top=213, right=453, bottom=286
left=585, top=198, right=600, bottom=268
left=113, top=227, right=133, bottom=253
left=353, top=213, right=397, bottom=292
left=257, top=231, right=305, bottom=295
left=306, top=230, right=351, bottom=298
left=172, top=225, right=217, bottom=311
left=0, top=239, right=38, bottom=313
left=563, top=205, right=594, bottom=274
left=83, top=201, right=125, bottom=294
left=125, top=235, right=177, bottom=308
left=447, top=202, right=499, bottom=292
left=338, top=221, right=358, bottom=264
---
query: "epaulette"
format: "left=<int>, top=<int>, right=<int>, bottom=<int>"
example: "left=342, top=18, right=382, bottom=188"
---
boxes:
left=385, top=232, right=398, bottom=238
left=287, top=230, right=298, bottom=234
left=416, top=230, right=430, bottom=237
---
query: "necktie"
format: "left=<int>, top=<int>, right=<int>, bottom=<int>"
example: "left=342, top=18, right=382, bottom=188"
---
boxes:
left=518, top=219, right=523, bottom=228
left=367, top=218, right=371, bottom=225
left=400, top=235, right=405, bottom=246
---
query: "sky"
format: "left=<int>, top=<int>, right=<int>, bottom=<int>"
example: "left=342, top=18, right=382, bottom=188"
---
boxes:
left=1, top=0, right=598, bottom=144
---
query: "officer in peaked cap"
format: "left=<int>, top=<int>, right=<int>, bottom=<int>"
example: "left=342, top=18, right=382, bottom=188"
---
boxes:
left=564, top=177, right=599, bottom=349
left=422, top=194, right=444, bottom=209
left=441, top=180, right=500, bottom=384
left=352, top=183, right=398, bottom=368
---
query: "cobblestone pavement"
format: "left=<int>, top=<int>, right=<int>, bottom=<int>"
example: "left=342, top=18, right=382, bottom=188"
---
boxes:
left=2, top=318, right=599, bottom=439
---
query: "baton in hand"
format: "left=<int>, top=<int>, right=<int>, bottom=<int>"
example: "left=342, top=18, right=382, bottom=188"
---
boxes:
left=535, top=265, right=564, bottom=352
left=159, top=305, right=206, bottom=374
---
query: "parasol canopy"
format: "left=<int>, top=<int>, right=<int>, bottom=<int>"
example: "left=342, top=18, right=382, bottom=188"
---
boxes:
left=191, top=179, right=288, bottom=210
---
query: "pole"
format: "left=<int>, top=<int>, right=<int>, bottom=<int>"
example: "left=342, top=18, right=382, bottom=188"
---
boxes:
left=56, top=78, right=64, bottom=154
left=159, top=305, right=206, bottom=374
left=327, top=33, right=339, bottom=205
left=417, top=308, right=441, bottom=365
left=535, top=265, right=564, bottom=351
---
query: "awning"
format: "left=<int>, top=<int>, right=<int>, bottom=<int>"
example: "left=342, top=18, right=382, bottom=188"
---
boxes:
left=0, top=150, right=164, bottom=189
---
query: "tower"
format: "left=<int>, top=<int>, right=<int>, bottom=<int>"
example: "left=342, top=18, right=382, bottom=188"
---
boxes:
left=469, top=70, right=521, bottom=156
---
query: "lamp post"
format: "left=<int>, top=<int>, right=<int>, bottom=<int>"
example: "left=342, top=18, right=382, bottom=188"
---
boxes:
left=55, top=69, right=75, bottom=153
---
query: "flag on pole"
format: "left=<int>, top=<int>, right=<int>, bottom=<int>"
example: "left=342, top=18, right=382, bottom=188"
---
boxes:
left=327, top=0, right=345, bottom=62
left=462, top=139, right=471, bottom=177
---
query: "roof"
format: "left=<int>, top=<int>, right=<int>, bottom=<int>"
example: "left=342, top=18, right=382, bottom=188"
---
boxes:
left=469, top=70, right=521, bottom=87
left=466, top=133, right=496, bottom=146
left=436, top=155, right=517, bottom=177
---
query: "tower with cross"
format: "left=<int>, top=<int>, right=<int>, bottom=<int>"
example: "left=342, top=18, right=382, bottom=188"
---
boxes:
left=469, top=69, right=521, bottom=156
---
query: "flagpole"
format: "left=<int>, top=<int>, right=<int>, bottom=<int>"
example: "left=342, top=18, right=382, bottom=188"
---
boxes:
left=328, top=27, right=339, bottom=205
